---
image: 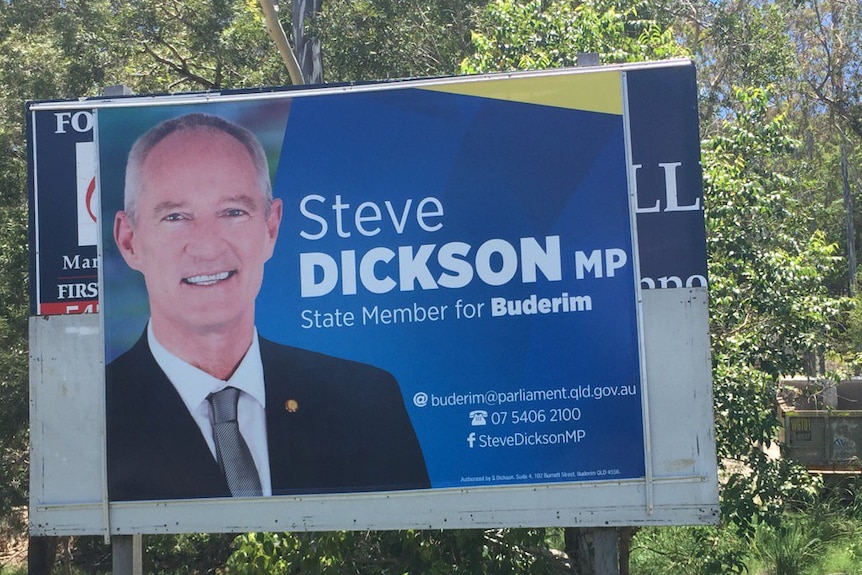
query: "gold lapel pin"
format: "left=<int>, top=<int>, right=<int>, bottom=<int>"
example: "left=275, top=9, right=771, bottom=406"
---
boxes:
left=284, top=399, right=299, bottom=412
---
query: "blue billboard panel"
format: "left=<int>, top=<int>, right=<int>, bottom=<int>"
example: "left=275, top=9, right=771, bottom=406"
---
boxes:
left=628, top=64, right=707, bottom=289
left=28, top=108, right=100, bottom=315
left=267, top=86, right=644, bottom=489
left=98, top=70, right=651, bottom=500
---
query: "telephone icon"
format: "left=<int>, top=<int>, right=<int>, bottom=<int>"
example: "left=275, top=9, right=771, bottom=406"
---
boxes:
left=469, top=410, right=488, bottom=426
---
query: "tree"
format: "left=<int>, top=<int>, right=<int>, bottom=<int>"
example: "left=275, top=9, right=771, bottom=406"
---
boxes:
left=317, top=0, right=486, bottom=81
left=784, top=0, right=862, bottom=292
left=704, top=86, right=841, bottom=535
left=460, top=0, right=684, bottom=74
left=788, top=0, right=862, bottom=140
left=110, top=0, right=289, bottom=91
left=674, top=0, right=862, bottom=296
left=666, top=0, right=797, bottom=134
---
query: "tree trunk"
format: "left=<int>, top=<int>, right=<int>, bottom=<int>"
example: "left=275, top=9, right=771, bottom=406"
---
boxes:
left=841, top=139, right=857, bottom=293
left=27, top=536, right=58, bottom=575
left=618, top=527, right=638, bottom=575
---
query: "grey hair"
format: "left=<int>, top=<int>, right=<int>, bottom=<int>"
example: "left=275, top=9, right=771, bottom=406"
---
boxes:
left=123, top=113, right=273, bottom=221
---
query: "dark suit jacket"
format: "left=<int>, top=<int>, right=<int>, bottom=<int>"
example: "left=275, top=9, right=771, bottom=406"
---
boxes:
left=106, top=334, right=430, bottom=501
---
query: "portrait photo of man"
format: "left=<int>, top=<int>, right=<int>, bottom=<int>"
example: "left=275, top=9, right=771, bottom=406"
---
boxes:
left=106, top=113, right=429, bottom=501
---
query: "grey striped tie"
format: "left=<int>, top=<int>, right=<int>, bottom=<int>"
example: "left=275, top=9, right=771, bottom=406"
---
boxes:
left=208, top=387, right=263, bottom=497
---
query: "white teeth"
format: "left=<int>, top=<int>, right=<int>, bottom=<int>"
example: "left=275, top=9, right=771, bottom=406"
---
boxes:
left=184, top=271, right=231, bottom=286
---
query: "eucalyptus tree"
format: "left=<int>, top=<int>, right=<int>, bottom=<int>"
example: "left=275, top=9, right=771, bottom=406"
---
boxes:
left=317, top=0, right=486, bottom=81
left=785, top=0, right=862, bottom=293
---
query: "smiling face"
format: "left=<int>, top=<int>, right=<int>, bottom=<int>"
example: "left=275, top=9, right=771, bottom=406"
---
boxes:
left=114, top=127, right=282, bottom=345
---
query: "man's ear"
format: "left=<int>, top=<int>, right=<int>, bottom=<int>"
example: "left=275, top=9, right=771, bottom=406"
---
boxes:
left=114, top=211, right=142, bottom=271
left=264, top=198, right=283, bottom=257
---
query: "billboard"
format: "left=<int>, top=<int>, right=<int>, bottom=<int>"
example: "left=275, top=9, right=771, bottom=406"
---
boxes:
left=28, top=108, right=100, bottom=315
left=30, top=60, right=717, bottom=535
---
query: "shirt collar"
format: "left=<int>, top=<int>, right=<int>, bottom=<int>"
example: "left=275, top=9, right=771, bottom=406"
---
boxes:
left=147, top=322, right=267, bottom=411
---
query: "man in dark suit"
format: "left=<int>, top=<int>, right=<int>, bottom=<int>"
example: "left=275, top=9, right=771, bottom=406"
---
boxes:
left=107, top=113, right=428, bottom=501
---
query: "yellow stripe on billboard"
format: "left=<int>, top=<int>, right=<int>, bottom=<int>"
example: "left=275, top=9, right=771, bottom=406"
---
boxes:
left=421, top=70, right=623, bottom=115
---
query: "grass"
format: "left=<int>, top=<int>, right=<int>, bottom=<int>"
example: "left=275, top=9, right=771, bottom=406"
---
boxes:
left=631, top=510, right=862, bottom=575
left=804, top=536, right=862, bottom=575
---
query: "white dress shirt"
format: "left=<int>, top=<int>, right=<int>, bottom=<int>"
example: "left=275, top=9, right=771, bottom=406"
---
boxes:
left=147, top=323, right=272, bottom=496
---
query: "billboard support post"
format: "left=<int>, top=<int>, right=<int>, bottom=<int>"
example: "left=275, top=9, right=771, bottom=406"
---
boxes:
left=589, top=528, right=620, bottom=575
left=566, top=527, right=620, bottom=575
left=112, top=535, right=143, bottom=575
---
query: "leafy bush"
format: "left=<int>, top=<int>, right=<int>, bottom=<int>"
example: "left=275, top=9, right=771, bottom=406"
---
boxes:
left=226, top=529, right=561, bottom=575
left=630, top=525, right=747, bottom=575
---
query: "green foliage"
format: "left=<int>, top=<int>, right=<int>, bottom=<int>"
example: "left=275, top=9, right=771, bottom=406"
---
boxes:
left=751, top=520, right=826, bottom=575
left=704, top=86, right=845, bottom=535
left=631, top=492, right=862, bottom=575
left=767, top=484, right=862, bottom=574
left=833, top=291, right=862, bottom=373
left=815, top=536, right=862, bottom=575
left=704, top=88, right=841, bottom=363
left=0, top=200, right=28, bottom=517
left=678, top=0, right=797, bottom=130
left=317, top=0, right=486, bottom=81
left=110, top=0, right=289, bottom=91
left=461, top=0, right=686, bottom=74
left=227, top=529, right=560, bottom=575
left=144, top=533, right=238, bottom=575
left=630, top=525, right=747, bottom=575
left=705, top=91, right=843, bottom=371
left=69, top=533, right=238, bottom=575
left=0, top=117, right=28, bottom=518
left=749, top=497, right=857, bottom=575
left=788, top=0, right=862, bottom=140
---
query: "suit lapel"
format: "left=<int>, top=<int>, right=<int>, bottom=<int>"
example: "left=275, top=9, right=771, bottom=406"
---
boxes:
left=261, top=338, right=364, bottom=494
left=262, top=339, right=301, bottom=492
left=133, top=336, right=229, bottom=497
